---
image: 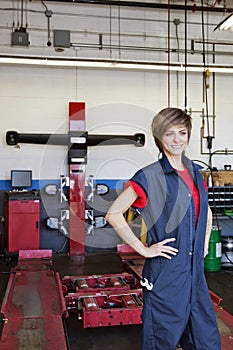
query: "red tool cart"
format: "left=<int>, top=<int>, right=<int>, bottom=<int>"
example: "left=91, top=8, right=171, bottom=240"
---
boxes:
left=4, top=191, right=40, bottom=256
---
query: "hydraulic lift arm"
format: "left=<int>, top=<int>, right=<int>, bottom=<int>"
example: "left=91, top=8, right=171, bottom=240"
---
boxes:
left=6, top=130, right=145, bottom=148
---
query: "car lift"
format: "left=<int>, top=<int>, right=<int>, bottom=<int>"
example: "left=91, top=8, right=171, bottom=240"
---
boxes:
left=6, top=101, right=145, bottom=256
left=0, top=250, right=69, bottom=350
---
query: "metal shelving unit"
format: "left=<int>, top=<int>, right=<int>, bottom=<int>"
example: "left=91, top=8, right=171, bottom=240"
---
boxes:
left=208, top=186, right=233, bottom=214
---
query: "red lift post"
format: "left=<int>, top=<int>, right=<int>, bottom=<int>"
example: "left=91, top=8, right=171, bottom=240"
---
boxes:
left=69, top=102, right=86, bottom=255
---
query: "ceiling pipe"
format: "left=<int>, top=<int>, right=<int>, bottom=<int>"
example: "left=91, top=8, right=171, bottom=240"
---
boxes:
left=70, top=42, right=233, bottom=56
left=41, top=0, right=233, bottom=14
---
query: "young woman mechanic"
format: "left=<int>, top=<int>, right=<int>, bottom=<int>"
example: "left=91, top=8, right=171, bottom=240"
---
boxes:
left=106, top=107, right=221, bottom=350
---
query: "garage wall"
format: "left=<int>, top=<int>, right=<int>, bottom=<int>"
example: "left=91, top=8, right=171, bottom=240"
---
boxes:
left=2, top=66, right=233, bottom=181
left=1, top=1, right=233, bottom=251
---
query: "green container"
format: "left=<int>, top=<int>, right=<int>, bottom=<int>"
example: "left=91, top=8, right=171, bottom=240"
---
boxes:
left=204, top=227, right=222, bottom=272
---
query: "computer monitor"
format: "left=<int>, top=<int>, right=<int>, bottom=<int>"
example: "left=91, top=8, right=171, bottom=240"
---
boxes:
left=11, top=170, right=32, bottom=190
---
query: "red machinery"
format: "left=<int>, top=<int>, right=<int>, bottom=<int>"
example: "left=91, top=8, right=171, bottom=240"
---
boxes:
left=61, top=272, right=139, bottom=296
left=61, top=273, right=143, bottom=328
left=80, top=289, right=143, bottom=328
left=0, top=250, right=68, bottom=350
left=4, top=191, right=40, bottom=254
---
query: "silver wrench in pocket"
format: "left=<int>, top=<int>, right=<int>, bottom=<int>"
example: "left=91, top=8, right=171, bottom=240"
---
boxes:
left=140, top=277, right=153, bottom=291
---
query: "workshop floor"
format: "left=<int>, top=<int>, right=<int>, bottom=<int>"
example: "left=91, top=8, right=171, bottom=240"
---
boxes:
left=0, top=252, right=233, bottom=350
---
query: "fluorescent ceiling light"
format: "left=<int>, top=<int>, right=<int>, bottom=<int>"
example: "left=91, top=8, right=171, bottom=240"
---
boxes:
left=1, top=55, right=233, bottom=73
left=214, top=13, right=233, bottom=31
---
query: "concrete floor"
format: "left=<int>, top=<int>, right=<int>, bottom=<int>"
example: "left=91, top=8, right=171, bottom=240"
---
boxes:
left=0, top=252, right=233, bottom=350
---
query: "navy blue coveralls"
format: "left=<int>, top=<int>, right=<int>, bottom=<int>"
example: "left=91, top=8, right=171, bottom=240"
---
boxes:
left=130, top=154, right=221, bottom=350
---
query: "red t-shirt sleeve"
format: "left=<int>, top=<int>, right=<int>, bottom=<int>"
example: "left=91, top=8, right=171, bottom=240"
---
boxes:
left=124, top=180, right=147, bottom=208
left=204, top=180, right=207, bottom=191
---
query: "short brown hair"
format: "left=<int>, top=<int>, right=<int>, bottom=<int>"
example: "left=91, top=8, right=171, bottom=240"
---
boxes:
left=151, top=107, right=192, bottom=153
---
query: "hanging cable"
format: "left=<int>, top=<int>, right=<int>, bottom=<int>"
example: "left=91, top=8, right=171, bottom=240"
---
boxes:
left=201, top=3, right=213, bottom=173
left=200, top=0, right=229, bottom=265
left=12, top=0, right=15, bottom=30
left=201, top=0, right=212, bottom=165
left=118, top=4, right=121, bottom=58
left=174, top=18, right=180, bottom=107
left=20, top=0, right=24, bottom=28
left=109, top=5, right=112, bottom=58
left=17, top=0, right=20, bottom=29
left=25, top=0, right=28, bottom=29
left=167, top=0, right=171, bottom=107
left=184, top=0, right=187, bottom=111
left=212, top=43, right=216, bottom=120
left=42, top=0, right=53, bottom=47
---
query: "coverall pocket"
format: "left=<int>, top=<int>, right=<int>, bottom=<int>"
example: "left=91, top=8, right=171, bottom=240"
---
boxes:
left=142, top=254, right=190, bottom=293
left=142, top=258, right=166, bottom=290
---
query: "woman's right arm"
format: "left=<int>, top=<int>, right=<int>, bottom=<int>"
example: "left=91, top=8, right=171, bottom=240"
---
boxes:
left=105, top=186, right=148, bottom=256
left=105, top=186, right=178, bottom=259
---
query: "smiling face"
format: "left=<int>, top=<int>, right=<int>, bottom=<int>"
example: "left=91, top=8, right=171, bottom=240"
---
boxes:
left=161, top=124, right=188, bottom=157
left=151, top=108, right=192, bottom=154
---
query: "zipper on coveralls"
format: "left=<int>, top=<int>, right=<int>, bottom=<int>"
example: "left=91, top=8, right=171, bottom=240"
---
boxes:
left=188, top=193, right=194, bottom=304
left=188, top=193, right=193, bottom=255
left=176, top=172, right=194, bottom=256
